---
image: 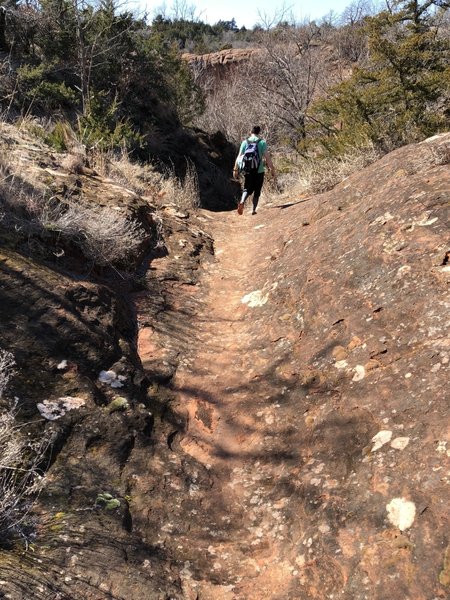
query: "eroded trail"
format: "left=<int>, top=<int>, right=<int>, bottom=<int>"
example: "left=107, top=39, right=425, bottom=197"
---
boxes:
left=135, top=204, right=307, bottom=599
left=173, top=211, right=302, bottom=597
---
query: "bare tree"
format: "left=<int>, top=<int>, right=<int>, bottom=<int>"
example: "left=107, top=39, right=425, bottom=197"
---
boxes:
left=256, top=4, right=293, bottom=30
left=194, top=21, right=337, bottom=152
left=153, top=0, right=203, bottom=22
left=251, top=22, right=327, bottom=150
left=341, top=0, right=377, bottom=26
left=323, top=0, right=376, bottom=64
left=70, top=0, right=138, bottom=115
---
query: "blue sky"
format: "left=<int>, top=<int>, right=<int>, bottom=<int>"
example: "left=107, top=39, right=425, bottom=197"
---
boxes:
left=133, top=0, right=354, bottom=27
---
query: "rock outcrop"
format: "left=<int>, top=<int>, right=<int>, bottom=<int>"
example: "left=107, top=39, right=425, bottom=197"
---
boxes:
left=0, top=125, right=448, bottom=599
left=182, top=48, right=260, bottom=84
left=182, top=48, right=259, bottom=69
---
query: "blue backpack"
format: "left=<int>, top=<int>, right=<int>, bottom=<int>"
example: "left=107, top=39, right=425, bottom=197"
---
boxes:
left=241, top=138, right=261, bottom=174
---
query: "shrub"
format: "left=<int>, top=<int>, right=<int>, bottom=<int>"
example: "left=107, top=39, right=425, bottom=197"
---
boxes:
left=37, top=200, right=148, bottom=266
left=45, top=120, right=78, bottom=152
left=311, top=2, right=450, bottom=156
left=78, top=94, right=143, bottom=153
left=17, top=64, right=77, bottom=111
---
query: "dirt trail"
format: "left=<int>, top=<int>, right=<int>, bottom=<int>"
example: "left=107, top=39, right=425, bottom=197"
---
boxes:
left=172, top=207, right=299, bottom=598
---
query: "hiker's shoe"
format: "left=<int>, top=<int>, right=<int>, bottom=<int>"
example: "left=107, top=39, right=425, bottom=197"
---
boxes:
left=252, top=209, right=257, bottom=215
left=237, top=202, right=244, bottom=215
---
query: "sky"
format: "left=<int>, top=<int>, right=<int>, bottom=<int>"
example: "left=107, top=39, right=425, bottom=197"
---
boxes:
left=133, top=0, right=354, bottom=28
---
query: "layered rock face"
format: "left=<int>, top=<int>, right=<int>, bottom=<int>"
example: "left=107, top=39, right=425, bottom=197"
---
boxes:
left=0, top=128, right=448, bottom=599
left=182, top=48, right=259, bottom=70
left=182, top=48, right=260, bottom=87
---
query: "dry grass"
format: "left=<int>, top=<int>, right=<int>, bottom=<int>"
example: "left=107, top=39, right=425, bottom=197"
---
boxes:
left=90, top=148, right=160, bottom=196
left=90, top=149, right=201, bottom=211
left=0, top=351, right=50, bottom=543
left=297, top=144, right=380, bottom=194
left=0, top=350, right=15, bottom=398
left=60, top=152, right=86, bottom=174
left=427, top=141, right=450, bottom=166
left=93, top=150, right=202, bottom=209
left=0, top=146, right=148, bottom=267
left=159, top=159, right=200, bottom=210
left=0, top=177, right=148, bottom=267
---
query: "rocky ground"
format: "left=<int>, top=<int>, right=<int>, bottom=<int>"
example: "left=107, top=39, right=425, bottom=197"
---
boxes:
left=0, top=128, right=448, bottom=599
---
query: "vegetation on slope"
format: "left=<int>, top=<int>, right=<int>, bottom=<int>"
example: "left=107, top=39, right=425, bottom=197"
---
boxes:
left=1, top=0, right=449, bottom=188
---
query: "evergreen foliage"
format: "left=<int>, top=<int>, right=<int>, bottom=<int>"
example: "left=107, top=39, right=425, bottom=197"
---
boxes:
left=150, top=14, right=246, bottom=53
left=311, top=0, right=450, bottom=154
left=0, top=0, right=203, bottom=152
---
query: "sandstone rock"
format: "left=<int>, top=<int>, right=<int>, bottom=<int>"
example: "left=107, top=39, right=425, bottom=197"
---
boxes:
left=371, top=430, right=393, bottom=451
left=0, top=126, right=448, bottom=600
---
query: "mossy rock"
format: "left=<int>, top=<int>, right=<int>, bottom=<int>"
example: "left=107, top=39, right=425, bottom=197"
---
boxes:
left=95, top=492, right=121, bottom=510
left=107, top=397, right=130, bottom=413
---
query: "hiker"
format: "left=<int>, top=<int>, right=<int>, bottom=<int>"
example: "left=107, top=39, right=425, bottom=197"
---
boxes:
left=233, top=125, right=276, bottom=215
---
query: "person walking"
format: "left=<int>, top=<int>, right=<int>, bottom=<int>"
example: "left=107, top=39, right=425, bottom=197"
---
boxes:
left=233, top=126, right=276, bottom=215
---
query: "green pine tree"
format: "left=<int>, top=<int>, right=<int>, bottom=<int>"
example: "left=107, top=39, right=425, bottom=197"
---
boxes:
left=311, top=0, right=450, bottom=155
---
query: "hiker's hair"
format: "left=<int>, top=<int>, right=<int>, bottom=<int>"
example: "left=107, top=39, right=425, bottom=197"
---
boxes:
left=252, top=126, right=261, bottom=135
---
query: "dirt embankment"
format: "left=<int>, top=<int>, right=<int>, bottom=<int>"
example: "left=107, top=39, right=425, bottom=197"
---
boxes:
left=0, top=126, right=448, bottom=599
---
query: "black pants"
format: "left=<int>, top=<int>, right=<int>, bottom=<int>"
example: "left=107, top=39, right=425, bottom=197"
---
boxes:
left=242, top=171, right=265, bottom=210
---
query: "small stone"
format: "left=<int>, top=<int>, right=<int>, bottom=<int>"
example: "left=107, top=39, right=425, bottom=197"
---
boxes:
left=392, top=534, right=412, bottom=550
left=334, top=360, right=348, bottom=369
left=365, top=359, right=380, bottom=371
left=347, top=336, right=363, bottom=351
left=304, top=415, right=315, bottom=427
left=107, top=397, right=130, bottom=413
left=332, top=346, right=348, bottom=361
left=241, top=290, right=269, bottom=308
left=386, top=497, right=416, bottom=531
left=352, top=365, right=366, bottom=382
left=371, top=430, right=393, bottom=452
left=37, top=396, right=86, bottom=420
left=98, top=370, right=125, bottom=388
left=295, top=555, right=306, bottom=567
left=390, top=437, right=410, bottom=450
